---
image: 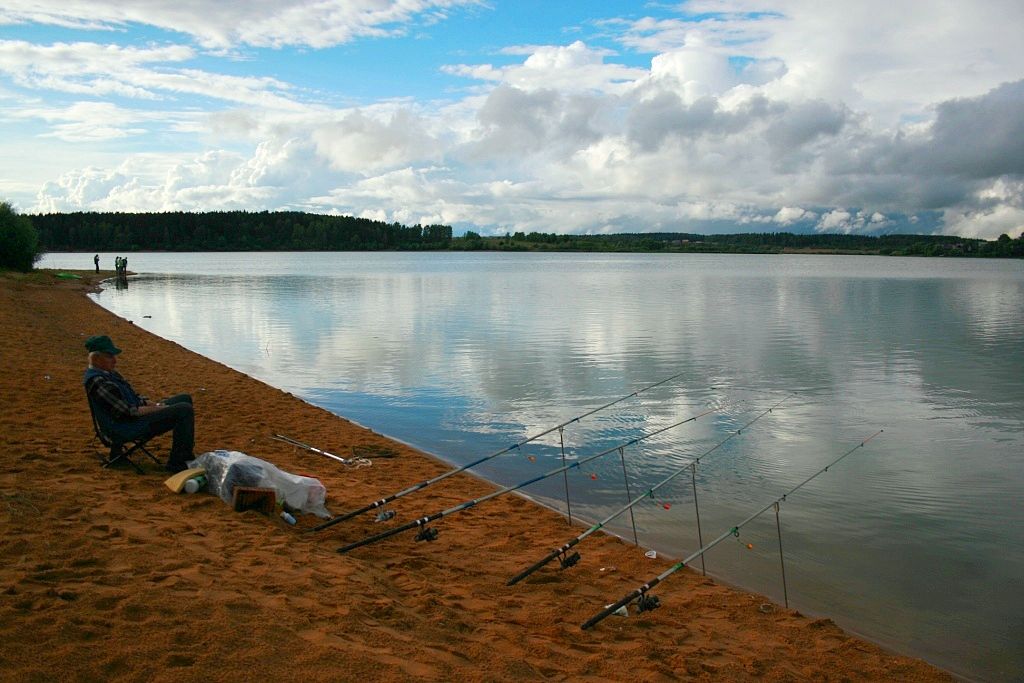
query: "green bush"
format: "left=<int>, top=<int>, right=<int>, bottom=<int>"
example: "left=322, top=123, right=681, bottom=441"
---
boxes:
left=0, top=202, right=40, bottom=272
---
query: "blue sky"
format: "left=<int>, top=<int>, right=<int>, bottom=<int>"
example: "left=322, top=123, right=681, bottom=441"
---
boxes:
left=1, top=1, right=1022, bottom=238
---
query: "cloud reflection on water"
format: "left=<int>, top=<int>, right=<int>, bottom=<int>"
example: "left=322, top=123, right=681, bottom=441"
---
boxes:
left=79, top=251, right=1024, bottom=681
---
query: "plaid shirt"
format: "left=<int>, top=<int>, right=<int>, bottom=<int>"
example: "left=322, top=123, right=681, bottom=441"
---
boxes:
left=85, top=369, right=148, bottom=420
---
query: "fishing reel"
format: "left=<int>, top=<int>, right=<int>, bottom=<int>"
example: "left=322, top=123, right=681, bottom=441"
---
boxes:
left=635, top=594, right=661, bottom=613
left=559, top=551, right=581, bottom=570
left=374, top=509, right=396, bottom=523
left=415, top=526, right=439, bottom=542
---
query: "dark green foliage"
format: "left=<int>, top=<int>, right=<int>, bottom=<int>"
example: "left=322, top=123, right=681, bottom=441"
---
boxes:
left=454, top=230, right=1022, bottom=258
left=29, top=210, right=1022, bottom=258
left=32, top=210, right=453, bottom=252
left=0, top=202, right=41, bottom=272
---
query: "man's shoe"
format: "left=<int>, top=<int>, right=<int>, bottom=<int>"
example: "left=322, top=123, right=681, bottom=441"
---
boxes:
left=165, top=460, right=188, bottom=474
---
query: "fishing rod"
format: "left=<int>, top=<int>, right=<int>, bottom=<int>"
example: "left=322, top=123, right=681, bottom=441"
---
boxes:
left=580, top=429, right=884, bottom=630
left=272, top=434, right=371, bottom=468
left=337, top=406, right=719, bottom=554
left=313, top=370, right=696, bottom=532
left=507, top=394, right=791, bottom=586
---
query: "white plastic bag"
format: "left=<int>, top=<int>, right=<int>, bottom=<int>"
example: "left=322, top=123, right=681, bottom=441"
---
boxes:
left=191, top=450, right=331, bottom=518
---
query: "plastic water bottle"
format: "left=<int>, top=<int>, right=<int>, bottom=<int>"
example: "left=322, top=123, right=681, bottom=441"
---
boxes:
left=183, top=475, right=207, bottom=494
left=280, top=511, right=297, bottom=525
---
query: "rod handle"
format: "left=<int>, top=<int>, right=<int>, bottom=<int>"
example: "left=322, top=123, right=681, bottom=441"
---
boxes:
left=581, top=589, right=643, bottom=630
left=312, top=502, right=379, bottom=532
left=337, top=518, right=422, bottom=554
left=507, top=539, right=580, bottom=586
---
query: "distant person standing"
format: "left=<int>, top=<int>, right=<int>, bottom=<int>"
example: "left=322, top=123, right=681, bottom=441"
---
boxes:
left=94, top=254, right=99, bottom=272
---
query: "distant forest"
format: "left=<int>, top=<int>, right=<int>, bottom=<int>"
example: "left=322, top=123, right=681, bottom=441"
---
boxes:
left=32, top=211, right=1024, bottom=258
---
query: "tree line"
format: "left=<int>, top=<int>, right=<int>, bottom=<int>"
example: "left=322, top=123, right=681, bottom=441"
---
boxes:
left=32, top=211, right=453, bottom=252
left=456, top=229, right=1024, bottom=258
left=8, top=209, right=1023, bottom=268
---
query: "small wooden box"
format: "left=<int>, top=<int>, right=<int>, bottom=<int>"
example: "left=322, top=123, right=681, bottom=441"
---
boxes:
left=232, top=486, right=276, bottom=515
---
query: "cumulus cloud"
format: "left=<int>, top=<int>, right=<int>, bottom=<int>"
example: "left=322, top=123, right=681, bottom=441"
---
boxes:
left=816, top=209, right=890, bottom=234
left=7, top=2, right=1024, bottom=239
left=912, top=80, right=1024, bottom=179
left=616, top=0, right=1024, bottom=127
left=35, top=166, right=131, bottom=210
left=641, top=38, right=738, bottom=103
left=445, top=41, right=645, bottom=96
left=310, top=109, right=442, bottom=174
left=774, top=206, right=815, bottom=224
left=944, top=205, right=1024, bottom=240
left=941, top=178, right=1024, bottom=238
left=33, top=137, right=338, bottom=212
left=458, top=85, right=606, bottom=166
left=764, top=99, right=847, bottom=150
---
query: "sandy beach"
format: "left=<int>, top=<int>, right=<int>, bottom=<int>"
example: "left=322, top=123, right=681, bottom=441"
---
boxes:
left=0, top=269, right=953, bottom=682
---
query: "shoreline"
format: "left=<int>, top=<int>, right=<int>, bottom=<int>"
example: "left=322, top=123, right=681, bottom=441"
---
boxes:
left=0, top=269, right=953, bottom=681
left=39, top=248, right=1024, bottom=261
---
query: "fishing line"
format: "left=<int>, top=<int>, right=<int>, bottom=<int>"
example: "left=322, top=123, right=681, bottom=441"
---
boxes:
left=580, top=429, right=884, bottom=630
left=336, top=406, right=720, bottom=554
left=312, top=370, right=698, bottom=532
left=506, top=395, right=791, bottom=585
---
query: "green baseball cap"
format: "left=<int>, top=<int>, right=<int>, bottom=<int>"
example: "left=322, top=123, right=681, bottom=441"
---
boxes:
left=85, top=335, right=121, bottom=355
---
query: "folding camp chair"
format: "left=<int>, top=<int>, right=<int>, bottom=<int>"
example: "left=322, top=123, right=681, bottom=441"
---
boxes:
left=86, top=392, right=162, bottom=473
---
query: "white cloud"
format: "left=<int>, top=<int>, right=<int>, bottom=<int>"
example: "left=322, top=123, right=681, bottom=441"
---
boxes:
left=0, top=0, right=481, bottom=49
left=817, top=209, right=852, bottom=231
left=310, top=108, right=442, bottom=174
left=815, top=209, right=890, bottom=234
left=33, top=137, right=338, bottom=212
left=641, top=37, right=737, bottom=103
left=446, top=41, right=646, bottom=96
left=14, top=101, right=192, bottom=141
left=7, top=2, right=1024, bottom=240
left=616, top=1, right=1024, bottom=127
left=0, top=40, right=301, bottom=109
left=773, top=206, right=814, bottom=224
left=0, top=39, right=193, bottom=84
left=942, top=178, right=1024, bottom=239
left=36, top=166, right=164, bottom=213
left=943, top=205, right=1024, bottom=240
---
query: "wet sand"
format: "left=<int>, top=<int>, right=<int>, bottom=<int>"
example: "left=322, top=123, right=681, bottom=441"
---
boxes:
left=0, top=269, right=952, bottom=681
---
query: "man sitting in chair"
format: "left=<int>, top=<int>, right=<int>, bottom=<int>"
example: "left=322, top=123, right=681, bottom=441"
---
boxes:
left=83, top=335, right=194, bottom=473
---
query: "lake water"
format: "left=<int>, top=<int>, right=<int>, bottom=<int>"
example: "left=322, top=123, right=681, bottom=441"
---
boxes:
left=45, top=251, right=1024, bottom=680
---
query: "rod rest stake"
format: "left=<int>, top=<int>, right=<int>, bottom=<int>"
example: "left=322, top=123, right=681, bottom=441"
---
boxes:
left=559, top=551, right=581, bottom=570
left=636, top=595, right=660, bottom=612
left=415, top=526, right=439, bottom=542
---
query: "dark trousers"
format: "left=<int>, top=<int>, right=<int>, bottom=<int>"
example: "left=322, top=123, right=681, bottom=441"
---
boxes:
left=112, top=394, right=194, bottom=466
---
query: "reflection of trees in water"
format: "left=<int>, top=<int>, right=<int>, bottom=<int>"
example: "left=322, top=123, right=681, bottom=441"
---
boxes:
left=81, top=254, right=1024, bottom=683
left=102, top=263, right=1024, bottom=426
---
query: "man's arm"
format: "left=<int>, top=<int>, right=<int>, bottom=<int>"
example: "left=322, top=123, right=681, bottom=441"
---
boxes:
left=86, top=375, right=164, bottom=419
